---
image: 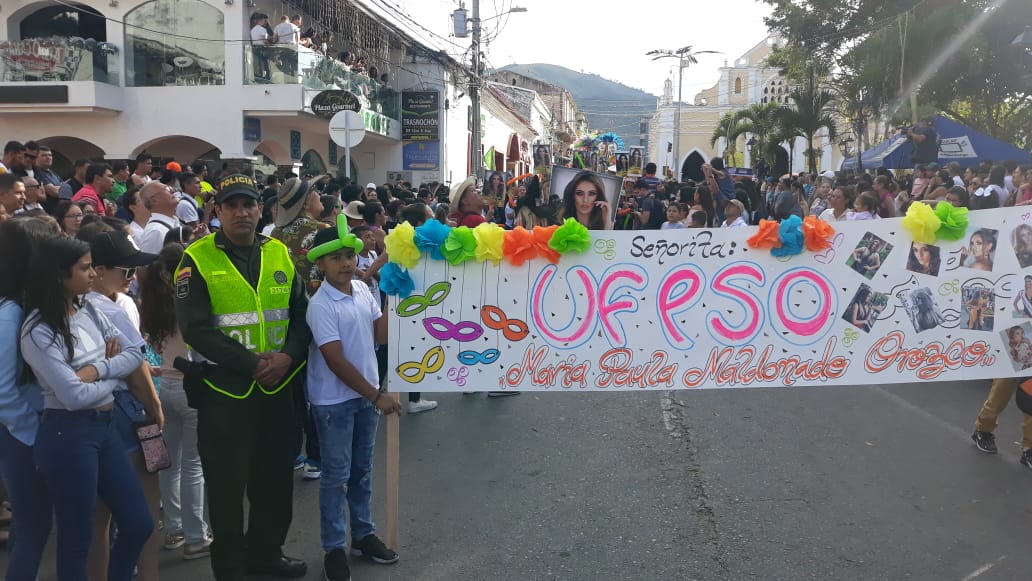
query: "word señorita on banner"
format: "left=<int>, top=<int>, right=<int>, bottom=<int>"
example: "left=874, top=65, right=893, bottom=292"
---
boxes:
left=385, top=205, right=1028, bottom=391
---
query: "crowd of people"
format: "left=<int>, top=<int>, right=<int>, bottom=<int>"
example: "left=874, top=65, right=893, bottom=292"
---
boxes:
left=0, top=130, right=1030, bottom=581
left=0, top=142, right=456, bottom=581
left=600, top=158, right=1031, bottom=231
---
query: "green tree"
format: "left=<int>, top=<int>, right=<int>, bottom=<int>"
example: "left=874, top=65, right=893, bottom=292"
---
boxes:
left=710, top=111, right=746, bottom=162
left=762, top=0, right=1032, bottom=149
left=779, top=87, right=838, bottom=173
left=735, top=103, right=789, bottom=168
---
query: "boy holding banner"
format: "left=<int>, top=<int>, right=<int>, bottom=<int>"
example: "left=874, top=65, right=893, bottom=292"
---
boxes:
left=304, top=220, right=402, bottom=581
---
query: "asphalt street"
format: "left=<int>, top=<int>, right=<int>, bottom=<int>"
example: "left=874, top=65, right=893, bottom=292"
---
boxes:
left=9, top=379, right=1032, bottom=581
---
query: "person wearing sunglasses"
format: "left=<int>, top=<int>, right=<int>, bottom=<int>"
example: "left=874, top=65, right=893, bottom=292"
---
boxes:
left=83, top=229, right=166, bottom=580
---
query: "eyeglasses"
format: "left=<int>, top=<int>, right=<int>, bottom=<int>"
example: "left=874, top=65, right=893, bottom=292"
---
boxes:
left=65, top=213, right=84, bottom=220
left=115, top=267, right=137, bottom=280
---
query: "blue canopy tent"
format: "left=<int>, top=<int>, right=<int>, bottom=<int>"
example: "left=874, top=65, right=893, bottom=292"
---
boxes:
left=841, top=115, right=1030, bottom=170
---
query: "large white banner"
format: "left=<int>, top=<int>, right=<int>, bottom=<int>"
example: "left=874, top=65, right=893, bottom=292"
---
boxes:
left=388, top=208, right=1030, bottom=391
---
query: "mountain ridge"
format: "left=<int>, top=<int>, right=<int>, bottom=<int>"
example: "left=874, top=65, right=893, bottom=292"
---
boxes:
left=498, top=63, right=657, bottom=136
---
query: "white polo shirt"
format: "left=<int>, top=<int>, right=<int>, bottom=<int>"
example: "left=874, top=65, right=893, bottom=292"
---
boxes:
left=273, top=21, right=299, bottom=45
left=305, top=280, right=380, bottom=406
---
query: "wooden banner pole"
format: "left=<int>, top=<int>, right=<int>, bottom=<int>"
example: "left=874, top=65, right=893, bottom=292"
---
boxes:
left=385, top=392, right=400, bottom=549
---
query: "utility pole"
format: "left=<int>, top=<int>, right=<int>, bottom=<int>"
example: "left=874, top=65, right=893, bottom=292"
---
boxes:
left=470, top=0, right=482, bottom=179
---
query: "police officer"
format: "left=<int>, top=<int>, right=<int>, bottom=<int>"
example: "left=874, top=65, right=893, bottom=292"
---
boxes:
left=175, top=174, right=311, bottom=581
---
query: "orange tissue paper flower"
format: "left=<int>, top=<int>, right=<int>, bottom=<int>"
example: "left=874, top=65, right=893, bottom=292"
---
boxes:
left=502, top=226, right=538, bottom=266
left=802, top=215, right=835, bottom=252
left=530, top=225, right=560, bottom=264
left=747, top=219, right=782, bottom=249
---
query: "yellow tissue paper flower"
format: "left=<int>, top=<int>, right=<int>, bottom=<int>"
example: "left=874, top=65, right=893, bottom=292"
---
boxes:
left=473, top=222, right=505, bottom=263
left=384, top=221, right=421, bottom=268
left=901, top=202, right=941, bottom=244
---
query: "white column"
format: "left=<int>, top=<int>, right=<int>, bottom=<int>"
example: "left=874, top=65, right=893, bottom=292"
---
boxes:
left=820, top=128, right=833, bottom=172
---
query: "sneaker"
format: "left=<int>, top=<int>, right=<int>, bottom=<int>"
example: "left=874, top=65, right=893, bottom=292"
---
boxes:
left=407, top=399, right=438, bottom=414
left=972, top=430, right=998, bottom=454
left=164, top=531, right=185, bottom=550
left=350, top=534, right=399, bottom=565
left=303, top=462, right=322, bottom=480
left=323, top=548, right=351, bottom=581
left=1021, top=449, right=1032, bottom=470
left=183, top=536, right=213, bottom=560
left=487, top=391, right=522, bottom=398
left=294, top=455, right=307, bottom=470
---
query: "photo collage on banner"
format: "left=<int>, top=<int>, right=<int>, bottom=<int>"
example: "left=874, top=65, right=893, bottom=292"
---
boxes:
left=548, top=166, right=622, bottom=231
left=388, top=208, right=1029, bottom=392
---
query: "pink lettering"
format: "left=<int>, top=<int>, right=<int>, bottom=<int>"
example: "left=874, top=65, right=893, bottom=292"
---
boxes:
left=530, top=265, right=598, bottom=348
left=769, top=268, right=836, bottom=342
left=657, top=265, right=706, bottom=350
left=597, top=266, right=648, bottom=347
left=709, top=263, right=764, bottom=345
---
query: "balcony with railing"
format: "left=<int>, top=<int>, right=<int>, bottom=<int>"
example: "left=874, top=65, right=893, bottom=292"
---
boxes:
left=0, top=38, right=119, bottom=84
left=244, top=44, right=398, bottom=121
left=0, top=37, right=123, bottom=113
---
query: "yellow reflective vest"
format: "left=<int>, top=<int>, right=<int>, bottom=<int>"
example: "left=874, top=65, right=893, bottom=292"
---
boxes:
left=184, top=234, right=303, bottom=398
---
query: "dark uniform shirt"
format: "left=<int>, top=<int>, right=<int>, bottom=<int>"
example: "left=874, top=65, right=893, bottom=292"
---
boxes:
left=175, top=231, right=311, bottom=393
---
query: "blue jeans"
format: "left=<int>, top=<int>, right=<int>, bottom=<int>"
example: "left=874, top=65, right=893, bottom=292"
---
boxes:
left=0, top=424, right=52, bottom=581
left=311, top=398, right=379, bottom=551
left=34, top=408, right=154, bottom=581
left=157, top=380, right=209, bottom=545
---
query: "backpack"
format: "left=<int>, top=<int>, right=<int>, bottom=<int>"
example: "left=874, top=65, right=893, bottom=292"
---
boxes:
left=646, top=196, right=666, bottom=229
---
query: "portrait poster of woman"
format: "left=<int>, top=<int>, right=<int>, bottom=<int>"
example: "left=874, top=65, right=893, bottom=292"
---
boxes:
left=533, top=145, right=551, bottom=174
left=550, top=166, right=622, bottom=230
left=628, top=147, right=644, bottom=177
left=615, top=152, right=629, bottom=177
left=482, top=171, right=509, bottom=222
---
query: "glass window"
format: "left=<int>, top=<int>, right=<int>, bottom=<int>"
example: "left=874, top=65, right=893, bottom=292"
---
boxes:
left=301, top=150, right=325, bottom=177
left=124, top=0, right=225, bottom=87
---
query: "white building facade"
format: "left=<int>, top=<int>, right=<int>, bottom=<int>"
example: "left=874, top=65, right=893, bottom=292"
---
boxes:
left=649, top=37, right=844, bottom=181
left=0, top=0, right=530, bottom=188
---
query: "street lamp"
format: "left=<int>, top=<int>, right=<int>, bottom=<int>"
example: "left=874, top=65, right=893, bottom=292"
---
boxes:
left=837, top=136, right=854, bottom=157
left=838, top=135, right=859, bottom=174
left=646, top=46, right=719, bottom=181
left=469, top=4, right=528, bottom=178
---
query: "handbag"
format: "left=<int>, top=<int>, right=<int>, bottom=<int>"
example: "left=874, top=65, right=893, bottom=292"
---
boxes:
left=134, top=421, right=171, bottom=473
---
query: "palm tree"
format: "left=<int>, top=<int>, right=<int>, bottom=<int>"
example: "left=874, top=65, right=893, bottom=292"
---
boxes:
left=710, top=111, right=748, bottom=165
left=734, top=102, right=788, bottom=170
left=779, top=87, right=838, bottom=174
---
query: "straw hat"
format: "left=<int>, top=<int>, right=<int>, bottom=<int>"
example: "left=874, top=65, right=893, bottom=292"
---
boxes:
left=449, top=175, right=477, bottom=207
left=274, top=174, right=326, bottom=227
left=342, top=200, right=366, bottom=220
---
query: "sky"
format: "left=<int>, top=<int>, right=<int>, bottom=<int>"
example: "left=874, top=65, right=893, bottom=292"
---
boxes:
left=394, top=0, right=774, bottom=99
